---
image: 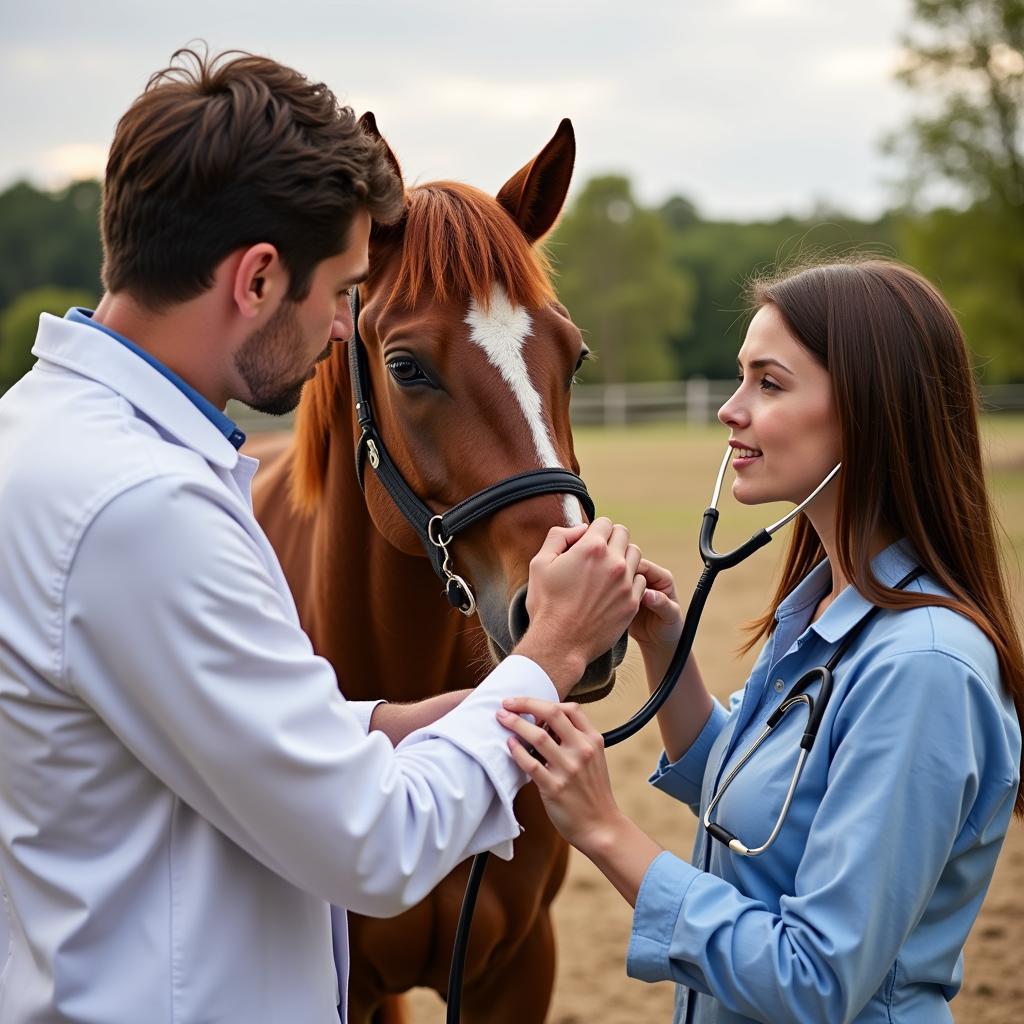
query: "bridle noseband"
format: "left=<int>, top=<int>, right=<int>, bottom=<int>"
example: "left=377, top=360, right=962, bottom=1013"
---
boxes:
left=347, top=289, right=596, bottom=616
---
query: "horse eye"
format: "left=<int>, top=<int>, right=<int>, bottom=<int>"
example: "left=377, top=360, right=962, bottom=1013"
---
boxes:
left=570, top=349, right=590, bottom=386
left=386, top=357, right=428, bottom=386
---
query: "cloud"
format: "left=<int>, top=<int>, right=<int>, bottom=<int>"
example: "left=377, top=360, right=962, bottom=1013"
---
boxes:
left=35, top=144, right=109, bottom=189
left=413, top=77, right=613, bottom=121
left=814, top=45, right=908, bottom=84
left=0, top=0, right=920, bottom=219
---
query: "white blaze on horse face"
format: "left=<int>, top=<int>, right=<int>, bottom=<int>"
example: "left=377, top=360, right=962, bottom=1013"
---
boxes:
left=465, top=286, right=584, bottom=527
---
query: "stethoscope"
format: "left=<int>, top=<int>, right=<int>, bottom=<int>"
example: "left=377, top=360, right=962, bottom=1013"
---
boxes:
left=703, top=564, right=923, bottom=857
left=446, top=446, right=847, bottom=1022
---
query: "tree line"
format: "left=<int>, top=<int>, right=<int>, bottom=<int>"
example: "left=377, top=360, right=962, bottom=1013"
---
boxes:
left=1, top=173, right=1017, bottom=393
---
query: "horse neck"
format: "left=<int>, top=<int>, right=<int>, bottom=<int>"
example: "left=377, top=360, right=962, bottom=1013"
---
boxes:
left=302, top=370, right=488, bottom=702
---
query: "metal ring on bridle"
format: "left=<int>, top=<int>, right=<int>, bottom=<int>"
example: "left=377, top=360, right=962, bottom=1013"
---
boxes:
left=428, top=515, right=477, bottom=617
left=427, top=515, right=450, bottom=550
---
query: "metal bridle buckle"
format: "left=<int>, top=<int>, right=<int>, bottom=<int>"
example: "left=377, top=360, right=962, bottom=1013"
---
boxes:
left=366, top=438, right=380, bottom=470
left=427, top=515, right=477, bottom=617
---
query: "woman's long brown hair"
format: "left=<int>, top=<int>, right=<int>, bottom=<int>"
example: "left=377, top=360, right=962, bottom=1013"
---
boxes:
left=741, top=259, right=1024, bottom=817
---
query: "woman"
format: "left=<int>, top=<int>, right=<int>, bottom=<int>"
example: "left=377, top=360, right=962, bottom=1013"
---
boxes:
left=498, top=259, right=1023, bottom=1023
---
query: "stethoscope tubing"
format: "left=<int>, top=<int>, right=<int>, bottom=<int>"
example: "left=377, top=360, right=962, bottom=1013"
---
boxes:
left=444, top=448, right=841, bottom=1022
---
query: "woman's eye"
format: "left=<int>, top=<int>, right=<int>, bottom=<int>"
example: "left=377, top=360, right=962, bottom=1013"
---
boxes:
left=736, top=372, right=780, bottom=392
left=386, top=357, right=429, bottom=386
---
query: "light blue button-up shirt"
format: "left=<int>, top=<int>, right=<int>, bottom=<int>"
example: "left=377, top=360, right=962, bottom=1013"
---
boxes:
left=628, top=542, right=1020, bottom=1023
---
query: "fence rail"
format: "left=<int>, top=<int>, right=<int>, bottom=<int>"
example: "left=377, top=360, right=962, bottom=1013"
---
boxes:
left=230, top=380, right=1024, bottom=434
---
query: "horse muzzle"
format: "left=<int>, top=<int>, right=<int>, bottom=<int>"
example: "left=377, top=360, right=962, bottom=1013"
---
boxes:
left=477, top=584, right=628, bottom=701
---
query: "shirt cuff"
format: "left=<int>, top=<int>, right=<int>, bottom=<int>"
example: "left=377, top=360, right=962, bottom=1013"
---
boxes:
left=627, top=850, right=702, bottom=983
left=398, top=655, right=557, bottom=860
left=345, top=699, right=387, bottom=735
left=648, top=700, right=728, bottom=808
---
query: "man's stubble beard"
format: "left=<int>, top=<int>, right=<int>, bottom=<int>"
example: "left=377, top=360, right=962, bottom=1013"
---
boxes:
left=234, top=301, right=327, bottom=417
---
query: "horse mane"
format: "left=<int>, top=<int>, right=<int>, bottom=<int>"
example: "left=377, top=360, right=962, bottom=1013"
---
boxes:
left=290, top=180, right=557, bottom=513
left=383, top=180, right=555, bottom=312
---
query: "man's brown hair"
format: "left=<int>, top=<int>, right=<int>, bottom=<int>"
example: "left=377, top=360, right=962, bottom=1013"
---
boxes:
left=101, top=47, right=405, bottom=308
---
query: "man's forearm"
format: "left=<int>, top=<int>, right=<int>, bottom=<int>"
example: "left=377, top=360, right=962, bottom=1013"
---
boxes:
left=369, top=689, right=473, bottom=744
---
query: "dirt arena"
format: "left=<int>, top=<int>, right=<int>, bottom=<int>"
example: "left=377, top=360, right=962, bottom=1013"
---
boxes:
left=249, top=419, right=1024, bottom=1023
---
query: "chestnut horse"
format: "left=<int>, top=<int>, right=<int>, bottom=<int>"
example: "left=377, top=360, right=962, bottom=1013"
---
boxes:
left=250, top=117, right=625, bottom=1023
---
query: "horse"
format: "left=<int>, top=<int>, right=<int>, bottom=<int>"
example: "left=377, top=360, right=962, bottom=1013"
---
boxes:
left=250, top=115, right=627, bottom=1023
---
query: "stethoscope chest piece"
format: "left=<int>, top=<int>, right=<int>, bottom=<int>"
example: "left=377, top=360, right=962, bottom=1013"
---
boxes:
left=703, top=664, right=832, bottom=858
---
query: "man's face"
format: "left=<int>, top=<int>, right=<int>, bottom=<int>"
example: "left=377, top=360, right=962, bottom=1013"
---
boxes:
left=234, top=209, right=371, bottom=415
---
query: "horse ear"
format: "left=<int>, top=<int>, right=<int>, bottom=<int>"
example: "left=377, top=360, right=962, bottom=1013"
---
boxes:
left=359, top=111, right=404, bottom=186
left=360, top=111, right=406, bottom=244
left=496, top=119, right=575, bottom=244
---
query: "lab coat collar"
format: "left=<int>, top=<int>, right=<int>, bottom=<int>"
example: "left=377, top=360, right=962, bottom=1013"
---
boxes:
left=32, top=313, right=241, bottom=470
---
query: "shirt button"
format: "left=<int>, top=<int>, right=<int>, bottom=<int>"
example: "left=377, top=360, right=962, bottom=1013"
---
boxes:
left=774, top=679, right=785, bottom=693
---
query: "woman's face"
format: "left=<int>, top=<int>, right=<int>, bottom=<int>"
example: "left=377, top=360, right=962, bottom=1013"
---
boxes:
left=717, top=303, right=840, bottom=507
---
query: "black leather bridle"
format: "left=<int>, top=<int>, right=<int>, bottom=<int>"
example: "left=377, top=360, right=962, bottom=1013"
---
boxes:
left=347, top=289, right=596, bottom=616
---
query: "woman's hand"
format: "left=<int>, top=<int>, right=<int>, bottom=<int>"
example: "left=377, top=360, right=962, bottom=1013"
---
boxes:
left=630, top=557, right=683, bottom=650
left=496, top=697, right=623, bottom=855
left=497, top=696, right=665, bottom=907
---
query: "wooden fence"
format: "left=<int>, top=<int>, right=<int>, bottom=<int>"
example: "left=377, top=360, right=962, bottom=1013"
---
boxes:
left=230, top=381, right=1024, bottom=434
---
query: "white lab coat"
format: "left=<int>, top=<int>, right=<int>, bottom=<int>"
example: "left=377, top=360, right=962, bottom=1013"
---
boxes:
left=0, top=314, right=555, bottom=1023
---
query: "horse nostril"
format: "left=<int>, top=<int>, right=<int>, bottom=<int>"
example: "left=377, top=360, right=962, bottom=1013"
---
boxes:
left=508, top=585, right=530, bottom=644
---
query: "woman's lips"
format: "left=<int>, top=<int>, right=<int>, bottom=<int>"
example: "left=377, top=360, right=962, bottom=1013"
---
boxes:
left=730, top=443, right=762, bottom=468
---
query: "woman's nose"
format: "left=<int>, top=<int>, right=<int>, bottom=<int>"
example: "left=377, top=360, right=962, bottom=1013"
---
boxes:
left=717, top=388, right=747, bottom=428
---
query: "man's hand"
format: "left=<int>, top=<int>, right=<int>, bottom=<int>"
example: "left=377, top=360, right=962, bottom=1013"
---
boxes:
left=513, top=518, right=644, bottom=697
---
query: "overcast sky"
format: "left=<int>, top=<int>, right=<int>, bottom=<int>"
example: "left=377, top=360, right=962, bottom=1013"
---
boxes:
left=1, top=0, right=921, bottom=220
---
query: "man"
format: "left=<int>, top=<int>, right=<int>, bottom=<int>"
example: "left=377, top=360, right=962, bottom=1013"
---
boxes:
left=0, top=49, right=645, bottom=1022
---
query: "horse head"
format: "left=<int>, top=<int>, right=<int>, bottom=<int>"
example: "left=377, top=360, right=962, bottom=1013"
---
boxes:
left=295, top=116, right=626, bottom=700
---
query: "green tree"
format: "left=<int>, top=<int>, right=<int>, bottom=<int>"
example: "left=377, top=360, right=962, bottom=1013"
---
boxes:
left=548, top=176, right=694, bottom=383
left=897, top=205, right=1024, bottom=380
left=658, top=203, right=901, bottom=379
left=888, top=0, right=1024, bottom=381
left=0, top=286, right=96, bottom=393
left=0, top=179, right=103, bottom=313
left=892, top=0, right=1024, bottom=211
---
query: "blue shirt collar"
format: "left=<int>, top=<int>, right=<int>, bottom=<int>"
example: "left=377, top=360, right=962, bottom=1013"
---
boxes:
left=775, top=538, right=922, bottom=644
left=64, top=308, right=246, bottom=450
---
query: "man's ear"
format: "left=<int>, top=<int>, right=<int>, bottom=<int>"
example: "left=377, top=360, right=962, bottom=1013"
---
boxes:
left=233, top=243, right=286, bottom=318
